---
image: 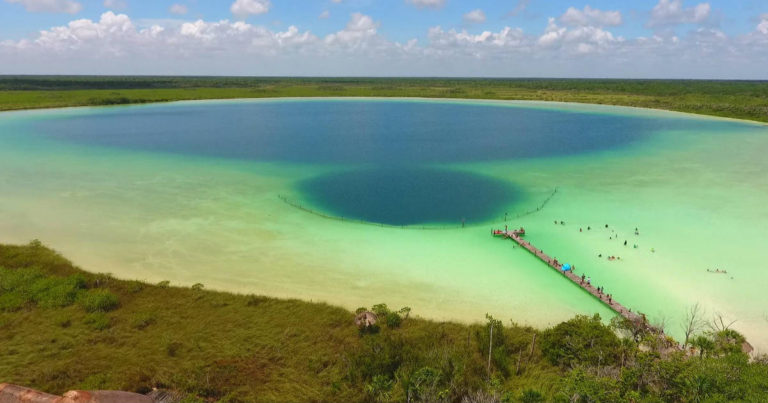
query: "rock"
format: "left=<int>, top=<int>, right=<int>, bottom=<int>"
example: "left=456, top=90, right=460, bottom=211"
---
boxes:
left=59, top=391, right=153, bottom=403
left=0, top=383, right=59, bottom=403
left=354, top=311, right=378, bottom=328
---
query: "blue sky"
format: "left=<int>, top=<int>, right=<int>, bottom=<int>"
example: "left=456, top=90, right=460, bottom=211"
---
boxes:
left=1, top=0, right=767, bottom=77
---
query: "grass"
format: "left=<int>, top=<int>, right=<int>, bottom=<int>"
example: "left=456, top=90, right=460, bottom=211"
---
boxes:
left=0, top=76, right=766, bottom=123
left=1, top=241, right=767, bottom=402
left=0, top=241, right=560, bottom=402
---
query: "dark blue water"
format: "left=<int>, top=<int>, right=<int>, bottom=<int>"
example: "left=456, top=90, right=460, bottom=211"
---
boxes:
left=299, top=168, right=520, bottom=225
left=34, top=100, right=723, bottom=164
left=29, top=99, right=748, bottom=225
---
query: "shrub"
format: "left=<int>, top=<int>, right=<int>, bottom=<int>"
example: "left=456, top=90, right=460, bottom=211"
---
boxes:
left=365, top=375, right=394, bottom=402
left=385, top=312, right=402, bottom=329
left=540, top=314, right=621, bottom=368
left=53, top=312, right=72, bottom=328
left=84, top=312, right=111, bottom=331
left=32, top=275, right=85, bottom=308
left=0, top=267, right=84, bottom=311
left=519, top=389, right=545, bottom=403
left=78, top=289, right=119, bottom=313
left=0, top=291, right=29, bottom=312
left=157, top=280, right=170, bottom=288
left=191, top=283, right=204, bottom=291
left=126, top=280, right=145, bottom=294
left=130, top=312, right=157, bottom=330
left=166, top=340, right=183, bottom=357
left=246, top=294, right=267, bottom=307
left=372, top=303, right=390, bottom=317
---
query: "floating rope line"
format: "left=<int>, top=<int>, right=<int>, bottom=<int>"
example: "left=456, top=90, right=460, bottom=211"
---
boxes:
left=277, top=187, right=558, bottom=230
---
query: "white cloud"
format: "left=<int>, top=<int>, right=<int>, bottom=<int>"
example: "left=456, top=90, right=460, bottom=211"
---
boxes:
left=324, top=13, right=380, bottom=48
left=169, top=4, right=187, bottom=15
left=463, top=9, right=486, bottom=24
left=1, top=9, right=767, bottom=78
left=5, top=0, right=82, bottom=14
left=538, top=17, right=622, bottom=54
left=758, top=14, right=768, bottom=35
left=230, top=0, right=270, bottom=19
left=103, top=0, right=125, bottom=11
left=406, top=0, right=444, bottom=9
left=507, top=0, right=530, bottom=17
left=319, top=10, right=330, bottom=19
left=427, top=26, right=527, bottom=54
left=560, top=6, right=622, bottom=27
left=648, top=0, right=711, bottom=27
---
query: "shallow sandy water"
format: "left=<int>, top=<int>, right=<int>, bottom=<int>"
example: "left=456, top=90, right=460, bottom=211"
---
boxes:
left=0, top=99, right=766, bottom=351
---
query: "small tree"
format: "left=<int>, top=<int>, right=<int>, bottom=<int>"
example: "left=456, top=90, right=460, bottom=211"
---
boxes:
left=484, top=314, right=503, bottom=377
left=691, top=335, right=715, bottom=358
left=682, top=303, right=705, bottom=349
left=372, top=303, right=390, bottom=317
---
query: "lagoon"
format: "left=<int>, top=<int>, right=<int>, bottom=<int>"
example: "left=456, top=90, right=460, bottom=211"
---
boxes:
left=1, top=98, right=766, bottom=350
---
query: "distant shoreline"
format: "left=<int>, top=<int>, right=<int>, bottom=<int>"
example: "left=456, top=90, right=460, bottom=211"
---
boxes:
left=1, top=77, right=766, bottom=123
left=2, top=95, right=766, bottom=128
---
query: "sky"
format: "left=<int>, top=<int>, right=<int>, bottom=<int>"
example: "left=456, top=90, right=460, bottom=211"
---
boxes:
left=0, top=0, right=767, bottom=78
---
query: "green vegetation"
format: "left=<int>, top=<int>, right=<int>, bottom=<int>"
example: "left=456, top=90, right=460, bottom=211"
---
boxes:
left=0, top=76, right=766, bottom=123
left=1, top=241, right=767, bottom=402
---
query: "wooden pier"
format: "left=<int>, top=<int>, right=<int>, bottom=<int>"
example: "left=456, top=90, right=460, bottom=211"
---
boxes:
left=493, top=228, right=656, bottom=331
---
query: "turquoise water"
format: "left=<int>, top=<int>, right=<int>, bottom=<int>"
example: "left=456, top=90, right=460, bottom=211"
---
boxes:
left=1, top=98, right=767, bottom=351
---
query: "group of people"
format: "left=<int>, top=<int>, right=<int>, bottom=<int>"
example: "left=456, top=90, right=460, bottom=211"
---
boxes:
left=579, top=274, right=613, bottom=304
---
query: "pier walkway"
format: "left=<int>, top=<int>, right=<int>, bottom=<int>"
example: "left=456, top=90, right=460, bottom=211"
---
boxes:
left=493, top=228, right=658, bottom=332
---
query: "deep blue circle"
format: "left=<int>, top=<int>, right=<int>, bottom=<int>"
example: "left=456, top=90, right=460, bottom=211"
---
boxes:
left=299, top=167, right=521, bottom=226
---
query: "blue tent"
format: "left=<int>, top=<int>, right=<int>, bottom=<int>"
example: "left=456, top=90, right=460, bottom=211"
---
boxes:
left=562, top=263, right=572, bottom=271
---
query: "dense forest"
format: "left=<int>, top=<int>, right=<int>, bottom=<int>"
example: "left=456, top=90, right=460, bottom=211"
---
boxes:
left=1, top=241, right=766, bottom=402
